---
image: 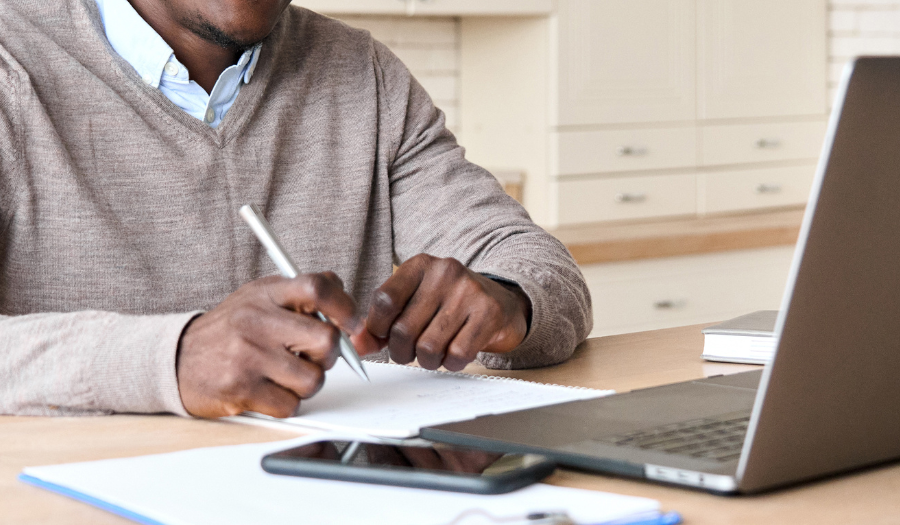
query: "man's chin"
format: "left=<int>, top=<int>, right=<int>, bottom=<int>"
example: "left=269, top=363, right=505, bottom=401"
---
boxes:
left=185, top=16, right=269, bottom=50
left=178, top=0, right=291, bottom=51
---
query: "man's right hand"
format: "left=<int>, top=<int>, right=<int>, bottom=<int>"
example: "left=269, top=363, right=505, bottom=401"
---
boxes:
left=176, top=273, right=377, bottom=419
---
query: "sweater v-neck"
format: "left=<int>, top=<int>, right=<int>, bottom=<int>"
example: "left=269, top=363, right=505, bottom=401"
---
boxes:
left=70, top=0, right=280, bottom=149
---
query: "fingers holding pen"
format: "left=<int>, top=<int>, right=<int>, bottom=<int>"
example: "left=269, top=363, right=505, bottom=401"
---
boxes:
left=265, top=273, right=363, bottom=336
left=229, top=297, right=341, bottom=369
left=235, top=381, right=302, bottom=420
left=260, top=273, right=383, bottom=360
left=262, top=273, right=382, bottom=358
left=176, top=273, right=362, bottom=419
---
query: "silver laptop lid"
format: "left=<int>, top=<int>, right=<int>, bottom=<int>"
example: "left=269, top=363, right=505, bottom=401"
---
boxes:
left=737, top=57, right=900, bottom=492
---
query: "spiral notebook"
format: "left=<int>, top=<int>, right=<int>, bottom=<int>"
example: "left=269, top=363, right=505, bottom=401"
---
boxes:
left=227, top=362, right=613, bottom=438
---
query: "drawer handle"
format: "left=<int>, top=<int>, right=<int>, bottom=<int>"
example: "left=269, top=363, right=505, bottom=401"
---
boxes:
left=654, top=300, right=685, bottom=310
left=755, top=183, right=782, bottom=194
left=617, top=146, right=647, bottom=157
left=615, top=192, right=647, bottom=204
left=755, top=138, right=781, bottom=149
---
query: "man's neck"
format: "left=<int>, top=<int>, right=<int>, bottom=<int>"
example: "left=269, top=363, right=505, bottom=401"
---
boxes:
left=127, top=0, right=240, bottom=93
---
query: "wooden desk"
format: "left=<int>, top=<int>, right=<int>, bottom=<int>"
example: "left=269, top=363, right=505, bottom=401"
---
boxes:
left=3, top=325, right=900, bottom=524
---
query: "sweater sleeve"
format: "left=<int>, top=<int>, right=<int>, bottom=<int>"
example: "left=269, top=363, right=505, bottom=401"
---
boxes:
left=0, top=311, right=197, bottom=416
left=373, top=41, right=593, bottom=369
left=0, top=57, right=20, bottom=235
left=0, top=61, right=194, bottom=417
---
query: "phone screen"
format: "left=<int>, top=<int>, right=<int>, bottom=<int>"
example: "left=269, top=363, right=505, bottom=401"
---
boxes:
left=269, top=440, right=544, bottom=476
left=263, top=439, right=556, bottom=493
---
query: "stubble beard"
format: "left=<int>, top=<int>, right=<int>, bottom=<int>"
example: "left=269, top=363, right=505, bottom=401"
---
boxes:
left=180, top=13, right=261, bottom=51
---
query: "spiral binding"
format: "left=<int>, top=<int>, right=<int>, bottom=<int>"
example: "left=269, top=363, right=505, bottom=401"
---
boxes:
left=367, top=361, right=610, bottom=393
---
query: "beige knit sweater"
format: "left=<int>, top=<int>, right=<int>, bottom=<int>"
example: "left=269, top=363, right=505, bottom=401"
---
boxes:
left=0, top=1, right=592, bottom=416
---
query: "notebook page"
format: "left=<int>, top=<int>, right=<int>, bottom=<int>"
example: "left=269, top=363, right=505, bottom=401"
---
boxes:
left=236, top=362, right=612, bottom=437
left=21, top=435, right=660, bottom=525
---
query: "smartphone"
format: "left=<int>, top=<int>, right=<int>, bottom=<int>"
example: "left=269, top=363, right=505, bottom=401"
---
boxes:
left=261, top=439, right=556, bottom=494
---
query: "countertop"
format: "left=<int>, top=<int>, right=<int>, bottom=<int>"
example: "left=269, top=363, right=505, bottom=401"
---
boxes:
left=550, top=207, right=805, bottom=265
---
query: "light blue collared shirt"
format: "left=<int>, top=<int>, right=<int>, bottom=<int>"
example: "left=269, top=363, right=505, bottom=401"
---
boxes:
left=95, top=0, right=261, bottom=128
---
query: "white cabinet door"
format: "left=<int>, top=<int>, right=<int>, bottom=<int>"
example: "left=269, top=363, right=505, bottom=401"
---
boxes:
left=697, top=0, right=827, bottom=120
left=293, top=0, right=407, bottom=15
left=555, top=0, right=696, bottom=126
left=416, top=0, right=554, bottom=15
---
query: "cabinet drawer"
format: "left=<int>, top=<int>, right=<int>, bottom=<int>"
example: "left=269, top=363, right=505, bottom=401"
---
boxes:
left=699, top=165, right=815, bottom=214
left=557, top=174, right=696, bottom=225
left=582, top=246, right=795, bottom=337
left=700, top=120, right=827, bottom=166
left=553, top=127, right=697, bottom=176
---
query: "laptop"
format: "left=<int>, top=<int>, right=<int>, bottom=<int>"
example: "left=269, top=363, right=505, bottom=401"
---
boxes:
left=421, top=57, right=900, bottom=494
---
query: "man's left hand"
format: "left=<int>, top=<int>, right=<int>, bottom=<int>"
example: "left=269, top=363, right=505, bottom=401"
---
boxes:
left=361, top=254, right=531, bottom=371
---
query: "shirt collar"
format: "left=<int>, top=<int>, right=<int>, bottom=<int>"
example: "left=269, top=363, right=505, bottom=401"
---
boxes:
left=95, top=0, right=262, bottom=89
left=241, top=44, right=262, bottom=84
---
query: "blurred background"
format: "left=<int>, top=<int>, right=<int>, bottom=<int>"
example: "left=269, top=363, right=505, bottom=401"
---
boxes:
left=297, top=0, right=897, bottom=337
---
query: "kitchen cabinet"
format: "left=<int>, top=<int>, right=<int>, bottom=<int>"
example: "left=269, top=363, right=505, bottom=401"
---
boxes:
left=582, top=245, right=795, bottom=337
left=699, top=121, right=827, bottom=166
left=293, top=0, right=554, bottom=16
left=296, top=1, right=819, bottom=337
left=557, top=173, right=697, bottom=224
left=555, top=0, right=696, bottom=126
left=454, top=3, right=823, bottom=337
left=697, top=0, right=828, bottom=120
left=553, top=126, right=698, bottom=175
left=699, top=166, right=817, bottom=215
left=458, top=0, right=828, bottom=228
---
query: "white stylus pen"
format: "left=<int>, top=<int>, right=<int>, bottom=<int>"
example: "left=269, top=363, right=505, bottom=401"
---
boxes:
left=239, top=204, right=370, bottom=382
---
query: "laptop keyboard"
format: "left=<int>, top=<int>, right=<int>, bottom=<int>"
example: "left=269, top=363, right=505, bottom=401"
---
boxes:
left=597, top=412, right=751, bottom=462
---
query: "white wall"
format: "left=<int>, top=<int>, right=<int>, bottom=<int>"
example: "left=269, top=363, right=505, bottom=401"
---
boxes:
left=829, top=1, right=900, bottom=103
left=332, top=16, right=461, bottom=131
